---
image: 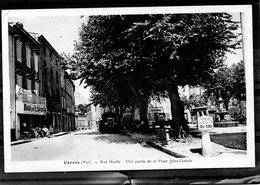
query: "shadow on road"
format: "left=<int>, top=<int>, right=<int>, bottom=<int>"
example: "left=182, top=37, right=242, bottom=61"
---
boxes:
left=95, top=134, right=138, bottom=144
left=74, top=130, right=139, bottom=144
left=190, top=148, right=202, bottom=155
left=74, top=131, right=100, bottom=135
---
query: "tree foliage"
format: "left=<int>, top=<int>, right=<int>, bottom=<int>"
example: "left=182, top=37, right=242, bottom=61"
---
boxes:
left=203, top=60, right=245, bottom=110
left=68, top=13, right=240, bottom=136
left=181, top=94, right=208, bottom=109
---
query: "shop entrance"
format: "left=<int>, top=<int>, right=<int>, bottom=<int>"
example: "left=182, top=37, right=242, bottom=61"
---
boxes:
left=19, top=114, right=46, bottom=130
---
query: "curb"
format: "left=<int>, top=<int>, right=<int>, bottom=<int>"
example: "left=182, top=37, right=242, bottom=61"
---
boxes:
left=146, top=141, right=188, bottom=158
left=52, top=132, right=69, bottom=137
left=11, top=140, right=32, bottom=146
left=11, top=132, right=69, bottom=146
left=121, top=131, right=188, bottom=158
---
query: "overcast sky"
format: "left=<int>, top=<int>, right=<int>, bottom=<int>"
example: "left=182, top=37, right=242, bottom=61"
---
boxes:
left=8, top=13, right=243, bottom=105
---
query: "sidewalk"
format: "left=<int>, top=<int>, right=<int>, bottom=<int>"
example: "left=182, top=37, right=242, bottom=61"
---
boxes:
left=189, top=124, right=246, bottom=136
left=123, top=127, right=247, bottom=158
left=11, top=131, right=69, bottom=146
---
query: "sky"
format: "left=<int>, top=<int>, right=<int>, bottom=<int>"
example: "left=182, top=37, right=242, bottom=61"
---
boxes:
left=8, top=12, right=243, bottom=105
left=8, top=16, right=87, bottom=54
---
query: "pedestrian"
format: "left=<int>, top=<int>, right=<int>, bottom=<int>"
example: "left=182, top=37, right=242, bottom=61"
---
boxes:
left=31, top=127, right=40, bottom=138
left=42, top=125, right=50, bottom=137
left=21, top=122, right=30, bottom=139
left=35, top=127, right=44, bottom=137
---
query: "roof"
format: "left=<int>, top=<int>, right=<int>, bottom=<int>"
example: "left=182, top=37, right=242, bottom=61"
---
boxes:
left=9, top=22, right=40, bottom=49
left=37, top=34, right=60, bottom=57
left=29, top=32, right=61, bottom=58
left=28, top=32, right=41, bottom=42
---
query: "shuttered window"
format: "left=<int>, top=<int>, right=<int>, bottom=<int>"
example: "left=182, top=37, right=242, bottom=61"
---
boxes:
left=16, top=75, right=22, bottom=87
left=26, top=45, right=31, bottom=67
left=26, top=79, right=31, bottom=90
left=35, top=82, right=39, bottom=95
left=34, top=52, right=38, bottom=72
left=16, top=40, right=22, bottom=62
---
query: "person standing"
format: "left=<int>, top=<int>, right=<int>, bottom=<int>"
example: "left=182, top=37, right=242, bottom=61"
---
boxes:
left=21, top=122, right=30, bottom=139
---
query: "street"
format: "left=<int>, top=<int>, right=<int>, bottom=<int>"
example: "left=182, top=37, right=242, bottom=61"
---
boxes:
left=11, top=129, right=173, bottom=161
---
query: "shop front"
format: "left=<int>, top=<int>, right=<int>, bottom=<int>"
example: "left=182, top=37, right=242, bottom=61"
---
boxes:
left=14, top=88, right=47, bottom=140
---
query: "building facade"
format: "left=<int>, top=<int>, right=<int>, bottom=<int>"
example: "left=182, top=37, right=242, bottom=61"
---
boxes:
left=9, top=22, right=47, bottom=140
left=122, top=85, right=203, bottom=128
left=33, top=34, right=63, bottom=132
left=85, top=104, right=101, bottom=129
left=61, top=70, right=75, bottom=132
left=75, top=105, right=88, bottom=128
left=9, top=22, right=75, bottom=140
left=74, top=103, right=102, bottom=130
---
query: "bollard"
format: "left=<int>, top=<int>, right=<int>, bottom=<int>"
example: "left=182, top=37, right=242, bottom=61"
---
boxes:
left=165, top=129, right=170, bottom=142
left=201, top=130, right=212, bottom=156
left=198, top=116, right=214, bottom=157
left=165, top=125, right=171, bottom=143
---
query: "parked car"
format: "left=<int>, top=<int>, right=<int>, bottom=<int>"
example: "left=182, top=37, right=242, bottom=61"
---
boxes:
left=98, top=112, right=120, bottom=133
left=152, top=113, right=166, bottom=128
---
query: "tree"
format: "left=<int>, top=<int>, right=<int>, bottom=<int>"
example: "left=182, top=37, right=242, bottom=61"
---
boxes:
left=231, top=60, right=246, bottom=101
left=70, top=13, right=240, bottom=137
left=203, top=60, right=245, bottom=110
left=71, top=15, right=156, bottom=126
left=122, top=13, right=240, bottom=137
left=204, top=65, right=234, bottom=110
left=181, top=94, right=208, bottom=109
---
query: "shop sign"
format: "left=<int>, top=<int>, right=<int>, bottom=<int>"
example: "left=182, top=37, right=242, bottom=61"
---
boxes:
left=23, top=103, right=47, bottom=115
left=198, top=116, right=214, bottom=130
left=150, top=108, right=163, bottom=112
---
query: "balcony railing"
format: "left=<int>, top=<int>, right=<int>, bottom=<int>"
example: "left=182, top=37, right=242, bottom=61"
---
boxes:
left=16, top=85, right=46, bottom=106
left=16, top=90, right=46, bottom=105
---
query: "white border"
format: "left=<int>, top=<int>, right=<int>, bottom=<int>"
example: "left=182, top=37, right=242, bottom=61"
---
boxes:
left=2, top=5, right=255, bottom=172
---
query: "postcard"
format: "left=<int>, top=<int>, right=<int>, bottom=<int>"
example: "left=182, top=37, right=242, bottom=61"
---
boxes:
left=2, top=5, right=255, bottom=172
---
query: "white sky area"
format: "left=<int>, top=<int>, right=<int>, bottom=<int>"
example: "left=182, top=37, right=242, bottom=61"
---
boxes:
left=8, top=13, right=243, bottom=105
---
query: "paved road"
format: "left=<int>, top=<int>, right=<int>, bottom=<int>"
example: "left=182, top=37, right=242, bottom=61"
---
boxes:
left=11, top=130, right=172, bottom=161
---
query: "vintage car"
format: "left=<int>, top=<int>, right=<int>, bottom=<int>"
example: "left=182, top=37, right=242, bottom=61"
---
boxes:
left=98, top=112, right=120, bottom=133
left=152, top=112, right=166, bottom=128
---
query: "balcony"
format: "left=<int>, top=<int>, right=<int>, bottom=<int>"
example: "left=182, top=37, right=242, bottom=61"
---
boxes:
left=16, top=93, right=46, bottom=105
left=16, top=86, right=46, bottom=105
left=15, top=60, right=39, bottom=81
left=16, top=86, right=47, bottom=115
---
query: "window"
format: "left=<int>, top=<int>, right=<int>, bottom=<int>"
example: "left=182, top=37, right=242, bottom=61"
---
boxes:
left=34, top=52, right=38, bottom=72
left=26, top=45, right=31, bottom=68
left=35, top=83, right=39, bottom=95
left=16, top=40, right=22, bottom=62
left=56, top=71, right=59, bottom=83
left=26, top=79, right=31, bottom=90
left=16, top=75, right=22, bottom=87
